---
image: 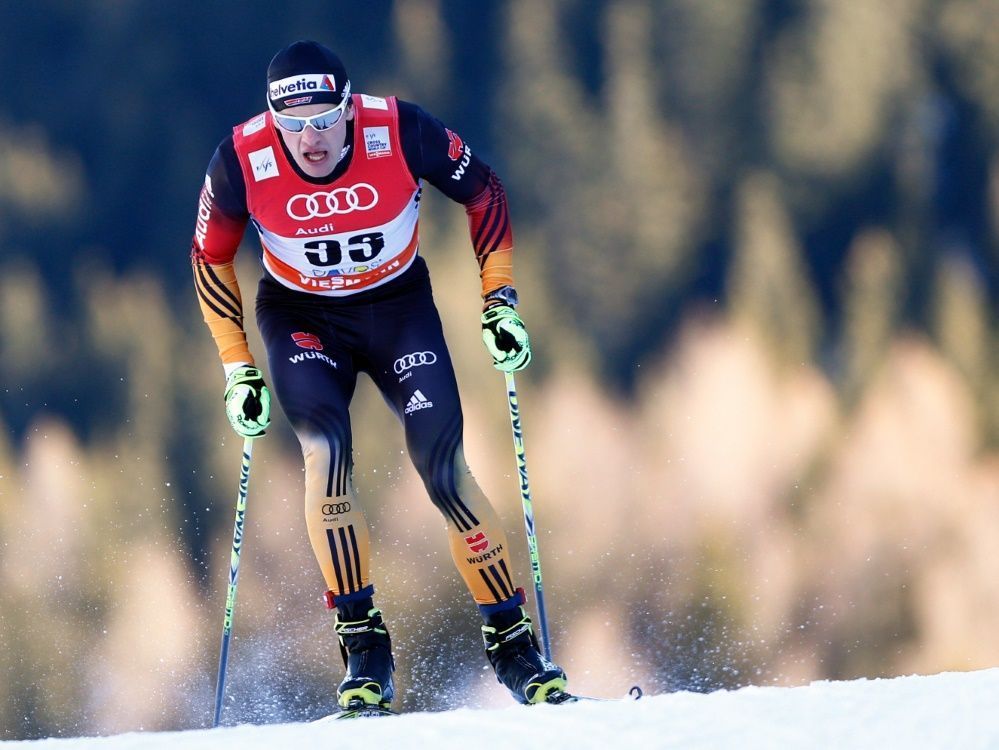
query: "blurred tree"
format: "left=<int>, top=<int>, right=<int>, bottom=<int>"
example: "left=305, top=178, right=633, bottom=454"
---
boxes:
left=654, top=0, right=765, bottom=176
left=933, top=250, right=990, bottom=438
left=0, top=122, right=83, bottom=223
left=935, top=0, right=999, bottom=139
left=729, top=171, right=820, bottom=366
left=840, top=228, right=904, bottom=405
left=767, top=0, right=921, bottom=187
left=500, top=0, right=706, bottom=387
left=0, top=262, right=55, bottom=381
left=391, top=0, right=451, bottom=109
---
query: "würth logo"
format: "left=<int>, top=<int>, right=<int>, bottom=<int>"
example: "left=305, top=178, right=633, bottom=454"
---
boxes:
left=446, top=129, right=464, bottom=161
left=292, top=332, right=323, bottom=351
left=404, top=389, right=433, bottom=415
left=465, top=531, right=489, bottom=553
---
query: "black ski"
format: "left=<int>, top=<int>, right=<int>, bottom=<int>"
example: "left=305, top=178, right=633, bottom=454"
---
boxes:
left=315, top=685, right=643, bottom=720
left=543, top=685, right=644, bottom=704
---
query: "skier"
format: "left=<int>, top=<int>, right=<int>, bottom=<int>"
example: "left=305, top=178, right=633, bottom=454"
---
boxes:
left=190, top=40, right=567, bottom=712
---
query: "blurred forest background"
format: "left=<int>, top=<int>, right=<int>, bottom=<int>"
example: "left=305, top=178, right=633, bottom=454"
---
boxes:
left=2, top=0, right=999, bottom=740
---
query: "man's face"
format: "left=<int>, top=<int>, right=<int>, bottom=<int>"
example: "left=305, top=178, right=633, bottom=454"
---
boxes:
left=275, top=101, right=354, bottom=178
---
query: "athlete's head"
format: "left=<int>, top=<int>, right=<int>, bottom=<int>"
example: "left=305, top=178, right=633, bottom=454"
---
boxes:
left=266, top=40, right=354, bottom=178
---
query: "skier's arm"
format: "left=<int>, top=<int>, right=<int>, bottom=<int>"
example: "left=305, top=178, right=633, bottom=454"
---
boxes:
left=398, top=102, right=515, bottom=308
left=190, top=136, right=255, bottom=373
left=190, top=137, right=271, bottom=436
left=399, top=102, right=529, bottom=372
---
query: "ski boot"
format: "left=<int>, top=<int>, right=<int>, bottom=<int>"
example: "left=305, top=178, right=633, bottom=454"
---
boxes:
left=329, top=591, right=395, bottom=711
left=481, top=601, right=567, bottom=704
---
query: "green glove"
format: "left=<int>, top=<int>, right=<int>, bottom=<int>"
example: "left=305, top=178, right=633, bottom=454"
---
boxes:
left=224, top=365, right=271, bottom=437
left=481, top=304, right=531, bottom=372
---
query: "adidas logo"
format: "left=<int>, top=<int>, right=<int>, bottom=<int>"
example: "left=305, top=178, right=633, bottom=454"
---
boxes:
left=404, top=389, right=433, bottom=415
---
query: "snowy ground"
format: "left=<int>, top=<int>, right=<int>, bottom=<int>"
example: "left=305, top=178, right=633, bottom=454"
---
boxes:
left=5, top=668, right=998, bottom=749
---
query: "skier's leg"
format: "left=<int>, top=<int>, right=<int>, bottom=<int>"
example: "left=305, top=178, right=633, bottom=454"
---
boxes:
left=257, top=302, right=393, bottom=707
left=368, top=294, right=566, bottom=703
left=258, top=309, right=370, bottom=596
left=370, top=314, right=518, bottom=608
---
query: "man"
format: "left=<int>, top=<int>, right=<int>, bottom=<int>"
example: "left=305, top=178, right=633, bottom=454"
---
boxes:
left=190, top=40, right=567, bottom=712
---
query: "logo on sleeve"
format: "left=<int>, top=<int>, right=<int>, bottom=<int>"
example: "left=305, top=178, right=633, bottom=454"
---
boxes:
left=363, top=126, right=392, bottom=158
left=449, top=139, right=471, bottom=181
left=446, top=129, right=464, bottom=161
left=248, top=146, right=279, bottom=181
left=194, top=174, right=215, bottom=251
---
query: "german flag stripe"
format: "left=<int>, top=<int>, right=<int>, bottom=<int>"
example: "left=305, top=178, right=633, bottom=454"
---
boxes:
left=326, top=421, right=350, bottom=499
left=347, top=524, right=362, bottom=589
left=497, top=558, right=514, bottom=593
left=312, top=413, right=350, bottom=499
left=436, top=416, right=471, bottom=529
left=202, top=262, right=241, bottom=309
left=486, top=564, right=512, bottom=600
left=481, top=208, right=509, bottom=259
left=428, top=415, right=479, bottom=531
left=478, top=568, right=502, bottom=602
left=337, top=417, right=352, bottom=498
left=194, top=262, right=241, bottom=319
left=195, top=285, right=228, bottom=320
left=327, top=528, right=346, bottom=594
left=472, top=191, right=502, bottom=260
left=433, top=490, right=464, bottom=530
left=426, top=415, right=464, bottom=529
left=336, top=435, right=349, bottom=498
left=476, top=180, right=507, bottom=259
left=472, top=188, right=499, bottom=250
left=326, top=524, right=362, bottom=596
left=194, top=261, right=241, bottom=318
left=193, top=271, right=230, bottom=319
left=338, top=526, right=356, bottom=593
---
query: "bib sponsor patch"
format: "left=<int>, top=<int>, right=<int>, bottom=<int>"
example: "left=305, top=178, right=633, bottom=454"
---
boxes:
left=360, top=94, right=388, bottom=110
left=243, top=114, right=267, bottom=136
left=364, top=126, right=392, bottom=158
left=249, top=146, right=279, bottom=181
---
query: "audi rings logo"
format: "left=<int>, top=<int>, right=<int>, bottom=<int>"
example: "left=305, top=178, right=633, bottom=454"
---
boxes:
left=322, top=502, right=351, bottom=516
left=286, top=183, right=379, bottom=221
left=394, top=351, right=438, bottom=374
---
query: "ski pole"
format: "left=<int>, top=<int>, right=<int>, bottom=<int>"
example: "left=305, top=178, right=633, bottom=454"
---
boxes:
left=502, top=371, right=554, bottom=661
left=212, top=436, right=255, bottom=728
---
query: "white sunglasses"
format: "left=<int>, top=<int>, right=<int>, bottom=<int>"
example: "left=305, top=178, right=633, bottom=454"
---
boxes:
left=269, top=81, right=352, bottom=133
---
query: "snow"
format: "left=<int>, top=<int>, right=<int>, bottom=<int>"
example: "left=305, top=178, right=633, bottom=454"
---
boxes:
left=6, top=669, right=998, bottom=750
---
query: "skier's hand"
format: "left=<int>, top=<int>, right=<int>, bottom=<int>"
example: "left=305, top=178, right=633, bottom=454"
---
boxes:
left=224, top=365, right=271, bottom=437
left=481, top=305, right=531, bottom=372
